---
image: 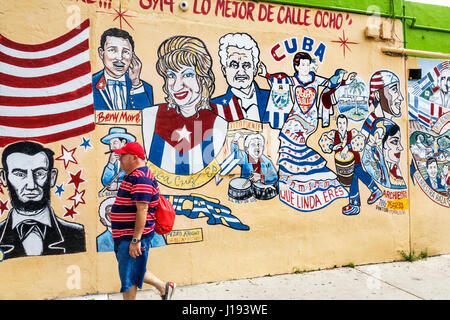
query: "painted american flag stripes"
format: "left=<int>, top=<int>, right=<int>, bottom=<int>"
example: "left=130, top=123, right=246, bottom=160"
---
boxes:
left=0, top=19, right=94, bottom=147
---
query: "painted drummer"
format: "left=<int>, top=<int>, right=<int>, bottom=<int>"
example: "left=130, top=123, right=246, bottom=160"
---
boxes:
left=319, top=114, right=382, bottom=216
left=230, top=132, right=278, bottom=186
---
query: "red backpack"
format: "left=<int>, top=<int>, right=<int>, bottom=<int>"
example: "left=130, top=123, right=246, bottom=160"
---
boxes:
left=155, top=195, right=176, bottom=235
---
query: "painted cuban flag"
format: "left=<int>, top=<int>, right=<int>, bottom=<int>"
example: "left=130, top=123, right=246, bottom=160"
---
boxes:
left=0, top=19, right=94, bottom=147
left=215, top=152, right=240, bottom=185
left=171, top=194, right=249, bottom=231
left=264, top=73, right=293, bottom=129
left=142, top=104, right=227, bottom=175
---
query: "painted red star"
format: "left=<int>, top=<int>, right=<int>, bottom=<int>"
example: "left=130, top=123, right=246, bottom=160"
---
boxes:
left=97, top=3, right=136, bottom=30
left=56, top=145, right=78, bottom=169
left=68, top=170, right=85, bottom=190
left=0, top=200, right=8, bottom=215
left=331, top=30, right=359, bottom=58
left=63, top=205, right=78, bottom=219
left=68, top=189, right=86, bottom=208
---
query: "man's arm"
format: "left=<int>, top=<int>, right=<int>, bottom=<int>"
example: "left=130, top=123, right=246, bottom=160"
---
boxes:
left=129, top=201, right=149, bottom=258
left=319, top=130, right=337, bottom=153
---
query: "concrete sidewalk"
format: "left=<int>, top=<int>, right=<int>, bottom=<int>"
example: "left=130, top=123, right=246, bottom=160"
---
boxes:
left=61, top=254, right=450, bottom=300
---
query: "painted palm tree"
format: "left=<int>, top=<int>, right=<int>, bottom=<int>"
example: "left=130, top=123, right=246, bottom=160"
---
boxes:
left=347, top=80, right=366, bottom=116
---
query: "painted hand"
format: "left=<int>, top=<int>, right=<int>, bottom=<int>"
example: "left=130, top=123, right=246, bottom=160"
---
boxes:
left=233, top=132, right=242, bottom=143
left=250, top=172, right=261, bottom=183
left=258, top=61, right=267, bottom=77
left=128, top=53, right=142, bottom=87
left=346, top=72, right=357, bottom=83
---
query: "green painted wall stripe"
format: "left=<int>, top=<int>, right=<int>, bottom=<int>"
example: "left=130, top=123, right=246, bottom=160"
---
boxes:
left=404, top=1, right=450, bottom=53
left=263, top=0, right=450, bottom=54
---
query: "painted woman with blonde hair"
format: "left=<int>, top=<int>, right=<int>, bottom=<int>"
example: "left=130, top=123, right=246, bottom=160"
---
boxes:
left=142, top=35, right=227, bottom=181
left=156, top=35, right=215, bottom=117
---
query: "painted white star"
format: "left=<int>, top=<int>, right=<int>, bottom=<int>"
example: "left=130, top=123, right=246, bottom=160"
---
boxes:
left=175, top=125, right=191, bottom=143
left=68, top=189, right=86, bottom=208
left=55, top=145, right=77, bottom=169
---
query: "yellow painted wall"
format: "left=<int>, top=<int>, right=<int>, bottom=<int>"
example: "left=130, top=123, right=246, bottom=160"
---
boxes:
left=0, top=0, right=448, bottom=300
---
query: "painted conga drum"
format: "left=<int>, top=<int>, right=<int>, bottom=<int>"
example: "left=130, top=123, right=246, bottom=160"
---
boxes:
left=228, top=177, right=253, bottom=200
left=334, top=151, right=355, bottom=187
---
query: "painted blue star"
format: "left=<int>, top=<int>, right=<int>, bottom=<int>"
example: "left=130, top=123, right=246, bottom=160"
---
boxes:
left=55, top=183, right=65, bottom=197
left=80, top=137, right=92, bottom=151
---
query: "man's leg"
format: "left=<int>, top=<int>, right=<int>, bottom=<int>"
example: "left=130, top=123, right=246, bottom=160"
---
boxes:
left=144, top=270, right=176, bottom=300
left=123, top=285, right=138, bottom=300
left=355, top=164, right=382, bottom=204
left=342, top=171, right=361, bottom=215
left=143, top=270, right=165, bottom=295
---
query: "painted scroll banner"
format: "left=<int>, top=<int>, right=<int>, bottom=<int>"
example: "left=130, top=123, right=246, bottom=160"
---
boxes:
left=432, top=112, right=450, bottom=134
left=148, top=160, right=221, bottom=190
left=278, top=177, right=347, bottom=212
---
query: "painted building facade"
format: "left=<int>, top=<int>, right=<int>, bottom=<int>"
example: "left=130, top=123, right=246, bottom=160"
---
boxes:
left=0, top=0, right=448, bottom=299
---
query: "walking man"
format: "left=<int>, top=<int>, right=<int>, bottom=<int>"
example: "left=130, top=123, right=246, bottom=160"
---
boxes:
left=110, top=141, right=175, bottom=300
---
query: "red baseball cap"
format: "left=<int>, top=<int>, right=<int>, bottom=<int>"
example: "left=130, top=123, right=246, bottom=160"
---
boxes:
left=113, top=142, right=146, bottom=160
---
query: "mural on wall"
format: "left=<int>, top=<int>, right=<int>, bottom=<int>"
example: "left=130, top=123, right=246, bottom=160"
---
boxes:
left=142, top=35, right=227, bottom=189
left=93, top=28, right=154, bottom=111
left=93, top=31, right=249, bottom=247
left=408, top=60, right=450, bottom=207
left=0, top=19, right=95, bottom=147
left=0, top=141, right=86, bottom=259
left=170, top=194, right=249, bottom=231
left=92, top=28, right=171, bottom=250
left=100, top=127, right=135, bottom=192
left=0, top=0, right=416, bottom=259
left=317, top=68, right=356, bottom=128
left=96, top=196, right=114, bottom=252
left=319, top=114, right=380, bottom=215
left=335, top=76, right=369, bottom=123
left=225, top=132, right=278, bottom=202
left=357, top=70, right=408, bottom=214
left=262, top=51, right=356, bottom=212
left=0, top=20, right=93, bottom=259
left=211, top=33, right=269, bottom=125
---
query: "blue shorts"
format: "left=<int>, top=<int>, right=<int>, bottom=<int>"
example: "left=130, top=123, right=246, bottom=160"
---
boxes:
left=114, top=235, right=153, bottom=293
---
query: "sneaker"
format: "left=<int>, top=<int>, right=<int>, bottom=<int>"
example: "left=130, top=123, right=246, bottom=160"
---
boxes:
left=367, top=189, right=382, bottom=205
left=342, top=204, right=360, bottom=216
left=161, top=282, right=176, bottom=300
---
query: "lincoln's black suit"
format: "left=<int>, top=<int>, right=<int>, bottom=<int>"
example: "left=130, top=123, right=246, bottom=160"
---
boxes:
left=0, top=208, right=86, bottom=260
